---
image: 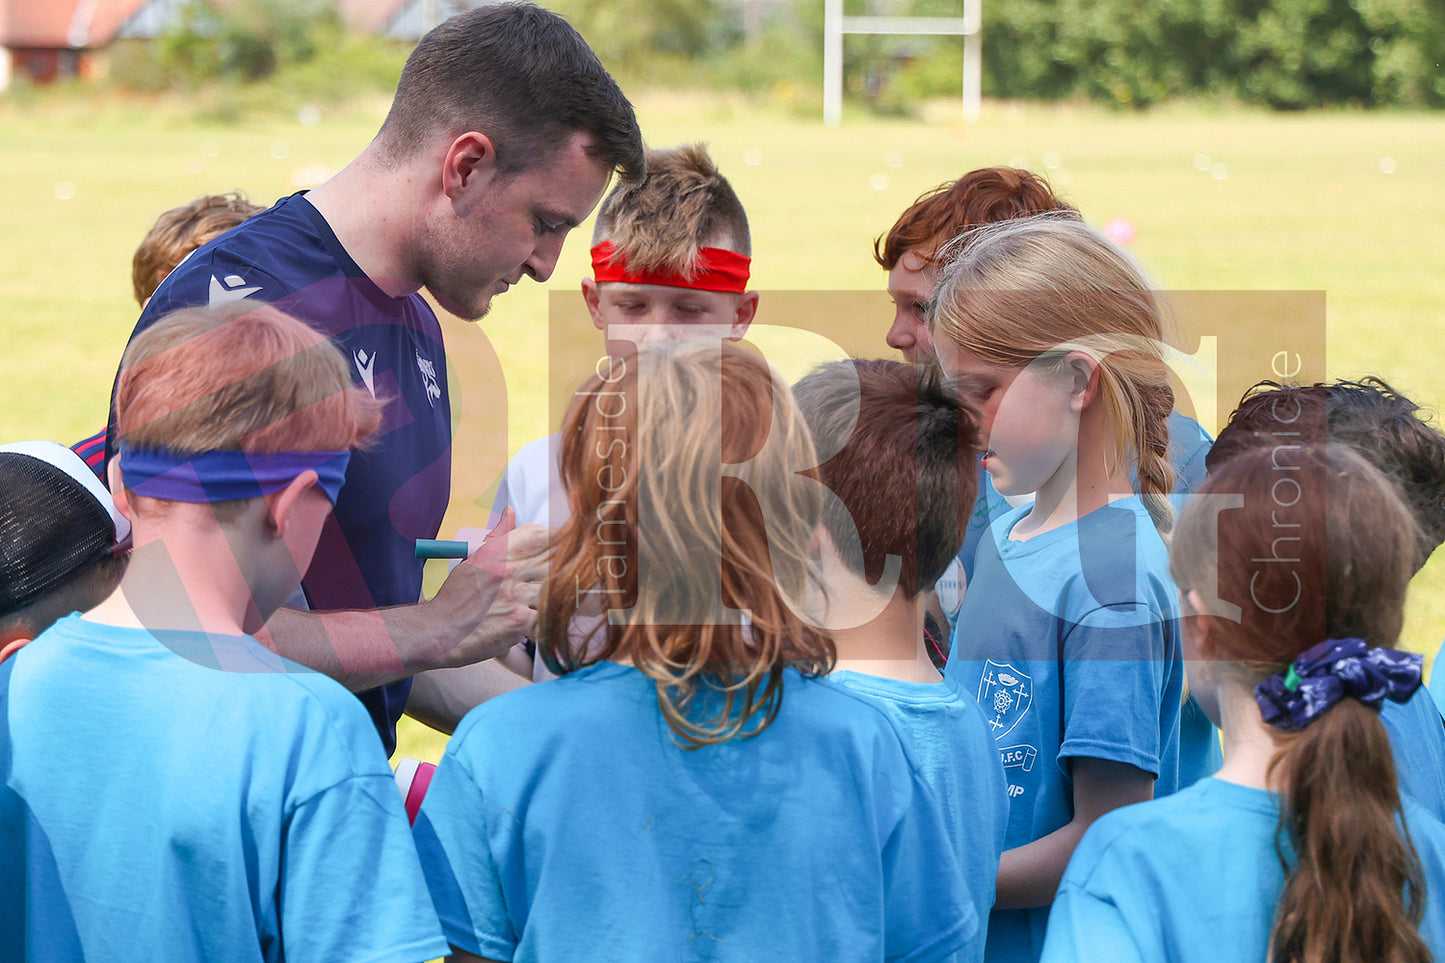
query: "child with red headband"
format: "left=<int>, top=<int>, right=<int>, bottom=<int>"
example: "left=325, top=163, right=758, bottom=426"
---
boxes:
left=406, top=144, right=760, bottom=722
left=512, top=142, right=757, bottom=532
left=0, top=302, right=448, bottom=962
left=581, top=142, right=757, bottom=346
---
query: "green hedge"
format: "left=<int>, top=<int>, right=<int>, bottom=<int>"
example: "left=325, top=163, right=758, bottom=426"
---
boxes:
left=102, top=0, right=1445, bottom=112
left=979, top=0, right=1445, bottom=108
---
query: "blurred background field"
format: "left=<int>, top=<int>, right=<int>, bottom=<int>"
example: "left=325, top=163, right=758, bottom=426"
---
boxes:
left=3, top=88, right=1444, bottom=760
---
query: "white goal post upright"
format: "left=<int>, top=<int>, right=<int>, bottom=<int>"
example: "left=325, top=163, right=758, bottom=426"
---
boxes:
left=823, top=0, right=982, bottom=127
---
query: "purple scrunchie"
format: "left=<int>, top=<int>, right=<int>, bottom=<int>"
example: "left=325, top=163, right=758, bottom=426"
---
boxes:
left=1255, top=637, right=1423, bottom=731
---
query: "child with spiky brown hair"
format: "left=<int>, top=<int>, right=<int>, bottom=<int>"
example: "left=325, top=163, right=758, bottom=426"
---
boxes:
left=500, top=142, right=759, bottom=533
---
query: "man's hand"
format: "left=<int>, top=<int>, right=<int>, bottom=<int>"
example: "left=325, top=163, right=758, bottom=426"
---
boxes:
left=425, top=510, right=550, bottom=669
left=259, top=509, right=551, bottom=694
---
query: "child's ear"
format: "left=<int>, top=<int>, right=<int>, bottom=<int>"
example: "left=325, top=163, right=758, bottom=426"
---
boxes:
left=581, top=277, right=605, bottom=331
left=107, top=460, right=135, bottom=521
left=729, top=291, right=760, bottom=341
left=807, top=525, right=835, bottom=565
left=1065, top=351, right=1101, bottom=411
left=1181, top=589, right=1222, bottom=658
left=0, top=635, right=30, bottom=664
left=263, top=471, right=320, bottom=538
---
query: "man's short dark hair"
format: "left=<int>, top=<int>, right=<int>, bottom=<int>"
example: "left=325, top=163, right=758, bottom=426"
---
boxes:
left=377, top=2, right=644, bottom=183
left=1209, top=377, right=1445, bottom=572
left=794, top=359, right=981, bottom=598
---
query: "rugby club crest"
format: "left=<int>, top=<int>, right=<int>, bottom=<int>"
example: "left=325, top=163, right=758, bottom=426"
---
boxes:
left=415, top=349, right=442, bottom=407
left=978, top=660, right=1033, bottom=740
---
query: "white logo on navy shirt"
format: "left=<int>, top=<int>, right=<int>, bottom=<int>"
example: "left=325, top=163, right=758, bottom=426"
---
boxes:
left=415, top=351, right=441, bottom=407
left=354, top=348, right=376, bottom=397
left=207, top=274, right=261, bottom=305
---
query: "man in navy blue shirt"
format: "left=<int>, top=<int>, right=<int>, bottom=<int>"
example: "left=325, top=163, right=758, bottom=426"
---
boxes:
left=107, top=4, right=645, bottom=754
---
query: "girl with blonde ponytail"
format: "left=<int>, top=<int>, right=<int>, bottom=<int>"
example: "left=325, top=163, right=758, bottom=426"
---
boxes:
left=1041, top=443, right=1445, bottom=963
left=413, top=340, right=978, bottom=962
left=931, top=213, right=1188, bottom=963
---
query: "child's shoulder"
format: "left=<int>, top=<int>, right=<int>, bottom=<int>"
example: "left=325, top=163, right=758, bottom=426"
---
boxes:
left=456, top=663, right=913, bottom=750
left=447, top=661, right=657, bottom=753
left=825, top=670, right=977, bottom=713
left=13, top=616, right=392, bottom=788
left=1067, top=497, right=1176, bottom=616
left=777, top=668, right=930, bottom=733
left=445, top=664, right=926, bottom=811
left=824, top=672, right=998, bottom=763
left=1068, top=779, right=1276, bottom=886
left=174, top=634, right=396, bottom=778
left=1401, top=797, right=1445, bottom=862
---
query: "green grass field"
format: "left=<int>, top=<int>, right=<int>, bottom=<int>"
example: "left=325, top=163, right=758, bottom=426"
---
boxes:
left=4, top=91, right=1444, bottom=762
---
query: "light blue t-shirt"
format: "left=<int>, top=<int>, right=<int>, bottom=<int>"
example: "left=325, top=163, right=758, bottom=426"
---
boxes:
left=1040, top=776, right=1445, bottom=962
left=1176, top=692, right=1224, bottom=788
left=414, top=661, right=977, bottom=963
left=946, top=496, right=1183, bottom=963
left=1432, top=638, right=1445, bottom=718
left=0, top=614, right=447, bottom=963
left=1382, top=688, right=1445, bottom=822
left=956, top=412, right=1213, bottom=585
left=827, top=671, right=1009, bottom=963
left=952, top=414, right=1218, bottom=789
left=1178, top=688, right=1445, bottom=798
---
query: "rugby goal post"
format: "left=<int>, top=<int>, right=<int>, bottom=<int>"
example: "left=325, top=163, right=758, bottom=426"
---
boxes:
left=823, top=0, right=982, bottom=127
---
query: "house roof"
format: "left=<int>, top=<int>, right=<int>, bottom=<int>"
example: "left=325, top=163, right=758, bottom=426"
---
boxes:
left=337, top=0, right=409, bottom=35
left=339, top=0, right=495, bottom=39
left=1, top=0, right=155, bottom=49
left=1, top=0, right=493, bottom=50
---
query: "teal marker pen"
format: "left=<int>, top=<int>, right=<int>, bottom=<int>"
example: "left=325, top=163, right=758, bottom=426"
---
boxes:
left=414, top=539, right=470, bottom=560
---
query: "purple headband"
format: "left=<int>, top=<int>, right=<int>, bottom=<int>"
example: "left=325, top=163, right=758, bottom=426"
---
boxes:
left=1256, top=637, right=1422, bottom=731
left=118, top=444, right=352, bottom=505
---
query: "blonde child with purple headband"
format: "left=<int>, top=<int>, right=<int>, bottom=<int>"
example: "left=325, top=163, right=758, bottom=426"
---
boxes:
left=0, top=302, right=448, bottom=962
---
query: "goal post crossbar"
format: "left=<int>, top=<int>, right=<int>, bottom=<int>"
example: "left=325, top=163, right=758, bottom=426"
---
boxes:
left=823, top=0, right=982, bottom=127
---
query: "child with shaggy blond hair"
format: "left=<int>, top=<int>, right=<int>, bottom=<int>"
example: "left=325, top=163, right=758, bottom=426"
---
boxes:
left=0, top=302, right=447, bottom=963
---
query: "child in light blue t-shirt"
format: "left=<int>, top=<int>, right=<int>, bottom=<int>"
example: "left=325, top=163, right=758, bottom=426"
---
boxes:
left=794, top=358, right=1010, bottom=961
left=929, top=214, right=1185, bottom=963
left=415, top=342, right=976, bottom=963
left=0, top=303, right=445, bottom=963
left=1043, top=444, right=1445, bottom=963
left=1206, top=376, right=1445, bottom=821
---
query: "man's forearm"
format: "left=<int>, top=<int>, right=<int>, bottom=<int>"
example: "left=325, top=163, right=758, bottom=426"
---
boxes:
left=260, top=599, right=511, bottom=692
left=406, top=659, right=530, bottom=734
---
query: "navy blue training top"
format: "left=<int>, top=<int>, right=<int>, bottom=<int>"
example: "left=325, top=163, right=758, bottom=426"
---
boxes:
left=108, top=193, right=453, bottom=755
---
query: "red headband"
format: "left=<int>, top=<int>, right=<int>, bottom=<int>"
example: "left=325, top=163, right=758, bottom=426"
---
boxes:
left=590, top=241, right=751, bottom=294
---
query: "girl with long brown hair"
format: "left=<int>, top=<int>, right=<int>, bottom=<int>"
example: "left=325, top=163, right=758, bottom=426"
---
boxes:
left=413, top=340, right=978, bottom=963
left=1041, top=443, right=1445, bottom=962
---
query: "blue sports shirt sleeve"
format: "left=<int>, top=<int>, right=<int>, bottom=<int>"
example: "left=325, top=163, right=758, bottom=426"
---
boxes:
left=879, top=758, right=980, bottom=962
left=1057, top=605, right=1179, bottom=777
left=282, top=773, right=448, bottom=963
left=1038, top=881, right=1145, bottom=963
left=412, top=752, right=518, bottom=961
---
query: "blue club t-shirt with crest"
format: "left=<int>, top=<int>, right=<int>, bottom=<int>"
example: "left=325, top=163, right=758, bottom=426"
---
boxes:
left=946, top=495, right=1183, bottom=963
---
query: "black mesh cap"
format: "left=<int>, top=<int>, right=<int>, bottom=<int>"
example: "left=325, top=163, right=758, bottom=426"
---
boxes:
left=0, top=453, right=115, bottom=618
